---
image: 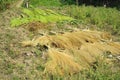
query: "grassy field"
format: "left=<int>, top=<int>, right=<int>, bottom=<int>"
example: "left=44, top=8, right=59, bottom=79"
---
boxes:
left=65, top=5, right=120, bottom=34
left=0, top=0, right=120, bottom=80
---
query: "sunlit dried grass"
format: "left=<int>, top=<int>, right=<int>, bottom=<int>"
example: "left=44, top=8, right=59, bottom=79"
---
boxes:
left=22, top=30, right=113, bottom=49
left=21, top=21, right=55, bottom=32
left=22, top=31, right=111, bottom=47
left=21, top=30, right=120, bottom=75
left=44, top=49, right=82, bottom=75
left=22, top=21, right=47, bottom=32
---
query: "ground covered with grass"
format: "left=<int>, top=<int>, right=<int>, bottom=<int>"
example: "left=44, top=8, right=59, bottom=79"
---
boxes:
left=0, top=1, right=120, bottom=80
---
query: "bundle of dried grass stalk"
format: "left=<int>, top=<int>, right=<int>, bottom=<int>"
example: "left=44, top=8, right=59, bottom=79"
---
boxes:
left=21, top=30, right=120, bottom=75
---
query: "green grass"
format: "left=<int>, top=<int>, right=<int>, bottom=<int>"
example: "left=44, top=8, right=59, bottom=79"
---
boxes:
left=11, top=7, right=73, bottom=27
left=63, top=5, right=120, bottom=34
left=29, top=0, right=61, bottom=7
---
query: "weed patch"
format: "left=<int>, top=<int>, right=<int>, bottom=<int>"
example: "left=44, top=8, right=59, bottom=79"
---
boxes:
left=65, top=5, right=120, bottom=34
left=11, top=7, right=73, bottom=27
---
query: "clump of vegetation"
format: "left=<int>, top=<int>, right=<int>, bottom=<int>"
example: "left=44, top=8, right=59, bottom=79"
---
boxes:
left=29, top=0, right=61, bottom=7
left=65, top=5, right=120, bottom=34
left=11, top=7, right=73, bottom=27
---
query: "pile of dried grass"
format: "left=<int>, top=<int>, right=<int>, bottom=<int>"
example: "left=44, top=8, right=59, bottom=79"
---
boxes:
left=21, top=21, right=56, bottom=32
left=21, top=21, right=47, bottom=32
left=21, top=30, right=120, bottom=75
left=44, top=49, right=82, bottom=75
left=21, top=30, right=112, bottom=48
